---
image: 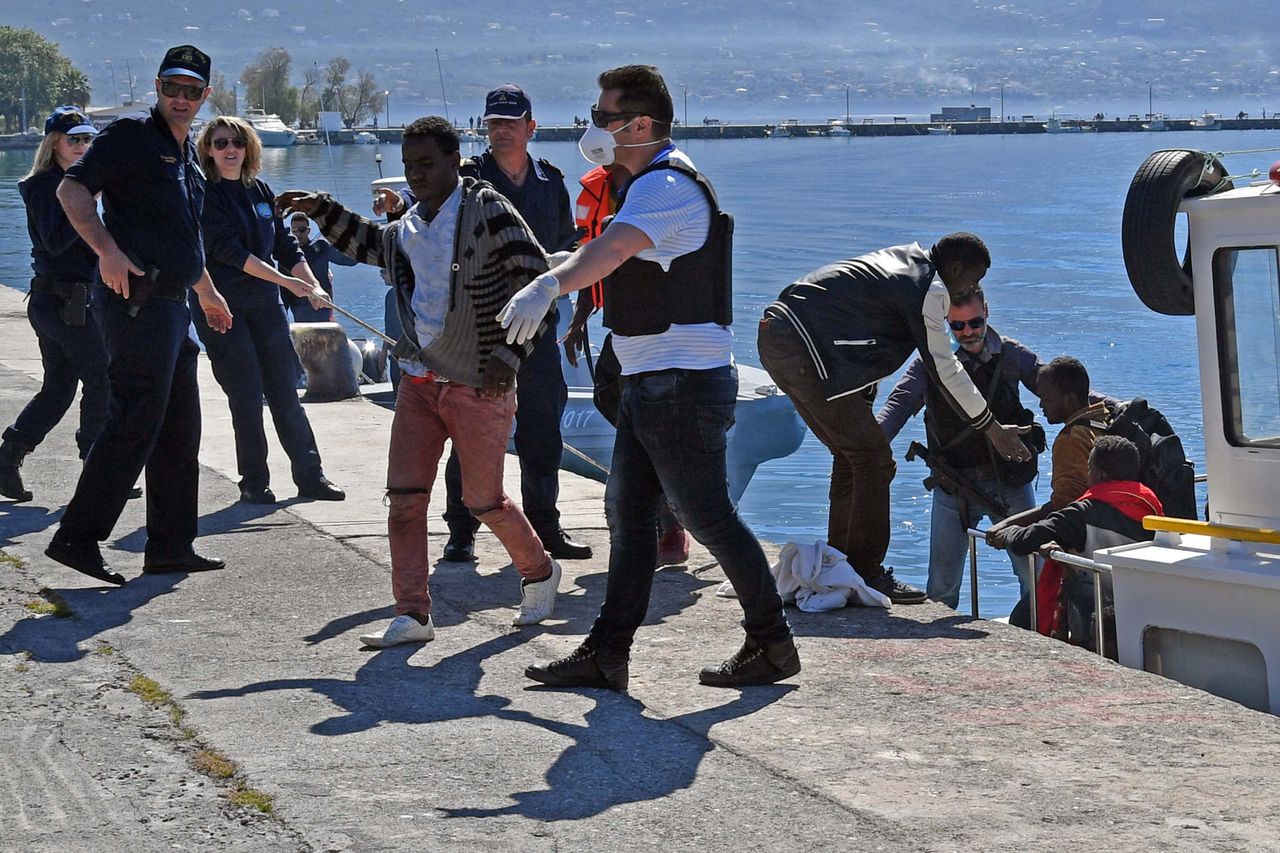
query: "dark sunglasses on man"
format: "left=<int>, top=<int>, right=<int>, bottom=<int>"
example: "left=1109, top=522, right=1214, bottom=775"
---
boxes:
left=211, top=137, right=247, bottom=151
left=159, top=80, right=206, bottom=101
left=590, top=105, right=639, bottom=128
left=948, top=316, right=987, bottom=332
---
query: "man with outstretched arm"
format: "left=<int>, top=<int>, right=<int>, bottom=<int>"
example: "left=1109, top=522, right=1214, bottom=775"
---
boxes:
left=278, top=117, right=561, bottom=648
left=46, top=45, right=233, bottom=586
left=501, top=64, right=800, bottom=690
left=756, top=234, right=1033, bottom=604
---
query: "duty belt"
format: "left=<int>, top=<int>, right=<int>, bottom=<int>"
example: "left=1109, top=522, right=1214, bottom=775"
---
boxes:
left=30, top=276, right=87, bottom=298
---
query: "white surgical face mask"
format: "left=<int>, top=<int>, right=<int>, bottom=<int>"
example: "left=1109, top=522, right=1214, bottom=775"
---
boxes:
left=578, top=119, right=631, bottom=166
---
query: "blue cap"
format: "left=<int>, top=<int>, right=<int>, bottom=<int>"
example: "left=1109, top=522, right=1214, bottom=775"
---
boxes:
left=157, top=44, right=211, bottom=83
left=482, top=84, right=532, bottom=121
left=45, top=106, right=96, bottom=137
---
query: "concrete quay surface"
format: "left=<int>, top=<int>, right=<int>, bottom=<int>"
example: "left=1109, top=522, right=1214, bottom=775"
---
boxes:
left=1, top=283, right=1278, bottom=852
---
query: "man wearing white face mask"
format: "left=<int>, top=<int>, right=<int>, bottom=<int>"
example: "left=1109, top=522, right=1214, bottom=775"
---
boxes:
left=506, top=65, right=799, bottom=691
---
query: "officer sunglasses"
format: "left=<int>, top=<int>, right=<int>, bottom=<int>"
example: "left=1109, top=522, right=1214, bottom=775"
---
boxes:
left=212, top=137, right=248, bottom=151
left=590, top=105, right=639, bottom=128
left=160, top=81, right=207, bottom=101
left=64, top=134, right=94, bottom=146
left=948, top=316, right=987, bottom=332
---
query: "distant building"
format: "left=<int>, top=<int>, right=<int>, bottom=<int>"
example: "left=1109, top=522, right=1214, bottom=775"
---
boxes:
left=930, top=105, right=992, bottom=122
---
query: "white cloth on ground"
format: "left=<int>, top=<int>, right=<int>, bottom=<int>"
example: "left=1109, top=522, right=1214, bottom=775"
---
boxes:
left=716, top=540, right=891, bottom=611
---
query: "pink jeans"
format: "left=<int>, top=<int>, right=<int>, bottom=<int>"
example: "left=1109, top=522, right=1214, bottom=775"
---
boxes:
left=386, top=378, right=550, bottom=616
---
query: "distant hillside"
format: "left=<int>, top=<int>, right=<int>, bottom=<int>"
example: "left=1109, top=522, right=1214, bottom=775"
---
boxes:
left=12, top=1, right=1280, bottom=120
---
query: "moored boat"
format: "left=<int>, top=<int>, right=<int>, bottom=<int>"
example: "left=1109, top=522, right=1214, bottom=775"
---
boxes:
left=243, top=108, right=296, bottom=146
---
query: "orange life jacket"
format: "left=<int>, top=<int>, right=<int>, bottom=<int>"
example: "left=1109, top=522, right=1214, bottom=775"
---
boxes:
left=575, top=166, right=614, bottom=308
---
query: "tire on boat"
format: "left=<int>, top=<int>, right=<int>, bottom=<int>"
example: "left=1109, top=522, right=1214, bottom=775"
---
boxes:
left=1121, top=149, right=1232, bottom=315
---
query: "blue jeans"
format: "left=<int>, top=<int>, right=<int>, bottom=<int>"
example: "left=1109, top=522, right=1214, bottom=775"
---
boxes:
left=586, top=365, right=790, bottom=655
left=443, top=312, right=568, bottom=537
left=6, top=290, right=109, bottom=458
left=190, top=295, right=323, bottom=491
left=927, top=471, right=1037, bottom=609
left=59, top=286, right=201, bottom=560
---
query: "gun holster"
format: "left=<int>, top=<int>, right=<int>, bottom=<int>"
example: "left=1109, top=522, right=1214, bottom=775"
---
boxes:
left=58, top=283, right=87, bottom=327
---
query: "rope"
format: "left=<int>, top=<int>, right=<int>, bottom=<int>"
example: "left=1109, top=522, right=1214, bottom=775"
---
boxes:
left=308, top=292, right=398, bottom=345
left=561, top=440, right=609, bottom=477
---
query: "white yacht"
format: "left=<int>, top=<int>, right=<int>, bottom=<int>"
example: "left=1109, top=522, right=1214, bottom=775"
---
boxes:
left=1191, top=112, right=1221, bottom=131
left=243, top=109, right=296, bottom=147
left=827, top=119, right=851, bottom=137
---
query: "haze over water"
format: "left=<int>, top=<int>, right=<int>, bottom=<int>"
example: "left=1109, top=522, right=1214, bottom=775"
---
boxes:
left=3, top=128, right=1260, bottom=615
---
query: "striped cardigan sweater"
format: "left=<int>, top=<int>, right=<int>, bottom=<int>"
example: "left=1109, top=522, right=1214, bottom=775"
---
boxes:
left=311, top=177, right=549, bottom=387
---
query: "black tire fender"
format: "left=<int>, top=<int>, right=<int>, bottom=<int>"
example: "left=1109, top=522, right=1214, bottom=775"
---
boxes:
left=1121, top=149, right=1233, bottom=315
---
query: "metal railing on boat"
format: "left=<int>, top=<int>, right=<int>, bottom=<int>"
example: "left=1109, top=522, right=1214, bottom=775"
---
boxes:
left=965, top=527, right=1110, bottom=655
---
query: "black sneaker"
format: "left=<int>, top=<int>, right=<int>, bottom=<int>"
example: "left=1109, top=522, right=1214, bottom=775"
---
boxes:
left=699, top=635, right=801, bottom=688
left=867, top=567, right=927, bottom=605
left=442, top=531, right=476, bottom=562
left=526, top=644, right=629, bottom=691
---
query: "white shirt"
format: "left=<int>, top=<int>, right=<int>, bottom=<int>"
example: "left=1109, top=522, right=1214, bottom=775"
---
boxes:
left=609, top=146, right=733, bottom=375
left=395, top=179, right=462, bottom=377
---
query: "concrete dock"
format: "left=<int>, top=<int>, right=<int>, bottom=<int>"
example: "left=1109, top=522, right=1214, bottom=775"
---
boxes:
left=1, top=283, right=1278, bottom=852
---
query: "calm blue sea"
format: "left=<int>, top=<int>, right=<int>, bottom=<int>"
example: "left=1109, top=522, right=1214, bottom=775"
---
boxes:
left=3, top=130, right=1264, bottom=616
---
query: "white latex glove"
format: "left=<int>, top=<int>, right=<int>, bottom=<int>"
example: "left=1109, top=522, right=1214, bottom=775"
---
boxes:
left=497, top=273, right=559, bottom=345
left=547, top=250, right=573, bottom=267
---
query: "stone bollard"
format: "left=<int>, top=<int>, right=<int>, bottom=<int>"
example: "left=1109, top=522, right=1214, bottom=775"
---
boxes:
left=290, top=322, right=359, bottom=402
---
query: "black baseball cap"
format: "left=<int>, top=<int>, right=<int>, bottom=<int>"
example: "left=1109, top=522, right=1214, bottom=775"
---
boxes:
left=158, top=45, right=211, bottom=83
left=45, top=106, right=96, bottom=137
left=482, top=85, right=531, bottom=121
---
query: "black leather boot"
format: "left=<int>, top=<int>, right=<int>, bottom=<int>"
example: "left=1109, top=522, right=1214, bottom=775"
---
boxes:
left=0, top=438, right=33, bottom=502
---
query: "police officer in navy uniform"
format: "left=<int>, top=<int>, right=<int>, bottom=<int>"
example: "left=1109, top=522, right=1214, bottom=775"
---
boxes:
left=46, top=45, right=234, bottom=586
left=376, top=84, right=591, bottom=562
left=1, top=109, right=109, bottom=503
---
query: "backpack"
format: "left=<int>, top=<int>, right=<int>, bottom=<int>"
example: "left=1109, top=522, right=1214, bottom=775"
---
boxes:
left=1104, top=398, right=1197, bottom=519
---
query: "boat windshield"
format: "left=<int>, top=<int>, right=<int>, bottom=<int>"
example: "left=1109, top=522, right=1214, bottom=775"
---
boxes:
left=1213, top=246, right=1280, bottom=448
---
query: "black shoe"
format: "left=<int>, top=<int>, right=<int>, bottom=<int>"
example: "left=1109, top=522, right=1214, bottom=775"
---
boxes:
left=540, top=528, right=592, bottom=561
left=45, top=533, right=125, bottom=587
left=699, top=635, right=801, bottom=688
left=239, top=485, right=278, bottom=505
left=526, top=644, right=629, bottom=691
left=297, top=476, right=345, bottom=501
left=442, top=531, right=475, bottom=562
left=127, top=486, right=143, bottom=500
left=867, top=567, right=927, bottom=605
left=142, top=553, right=225, bottom=574
left=0, top=439, right=33, bottom=502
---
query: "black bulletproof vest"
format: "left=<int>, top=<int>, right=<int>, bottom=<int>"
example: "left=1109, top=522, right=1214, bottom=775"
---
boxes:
left=924, top=351, right=1039, bottom=485
left=601, top=160, right=733, bottom=336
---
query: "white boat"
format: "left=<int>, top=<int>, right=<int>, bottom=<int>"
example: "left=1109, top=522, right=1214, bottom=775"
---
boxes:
left=1141, top=115, right=1168, bottom=132
left=353, top=131, right=378, bottom=145
left=827, top=120, right=851, bottom=137
left=243, top=108, right=296, bottom=147
left=1191, top=112, right=1221, bottom=130
left=927, top=125, right=955, bottom=136
left=1043, top=116, right=1084, bottom=134
left=1102, top=159, right=1280, bottom=715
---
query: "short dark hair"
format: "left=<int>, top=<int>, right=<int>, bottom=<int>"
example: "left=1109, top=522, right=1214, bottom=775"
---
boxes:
left=403, top=116, right=459, bottom=154
left=951, top=287, right=986, bottom=310
left=932, top=232, right=991, bottom=271
left=1040, top=356, right=1091, bottom=402
left=1091, top=435, right=1141, bottom=482
left=290, top=212, right=308, bottom=222
left=598, top=65, right=673, bottom=136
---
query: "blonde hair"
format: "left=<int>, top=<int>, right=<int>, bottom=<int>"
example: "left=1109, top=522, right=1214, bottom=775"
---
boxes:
left=24, top=133, right=62, bottom=179
left=196, top=115, right=262, bottom=185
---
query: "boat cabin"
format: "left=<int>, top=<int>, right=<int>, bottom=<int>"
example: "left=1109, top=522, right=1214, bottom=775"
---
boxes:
left=1104, top=178, right=1280, bottom=713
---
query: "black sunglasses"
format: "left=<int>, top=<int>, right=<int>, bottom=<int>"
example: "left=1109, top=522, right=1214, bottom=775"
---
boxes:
left=64, top=133, right=94, bottom=146
left=948, top=316, right=987, bottom=332
left=160, top=80, right=206, bottom=101
left=590, top=105, right=639, bottom=128
left=212, top=137, right=247, bottom=151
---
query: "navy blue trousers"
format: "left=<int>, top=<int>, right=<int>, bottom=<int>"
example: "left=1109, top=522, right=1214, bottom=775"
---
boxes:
left=189, top=294, right=323, bottom=492
left=443, top=317, right=568, bottom=537
left=58, top=286, right=200, bottom=560
left=6, top=290, right=109, bottom=458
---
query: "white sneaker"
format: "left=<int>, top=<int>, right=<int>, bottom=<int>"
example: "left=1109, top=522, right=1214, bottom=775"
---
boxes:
left=358, top=614, right=436, bottom=648
left=513, top=560, right=561, bottom=626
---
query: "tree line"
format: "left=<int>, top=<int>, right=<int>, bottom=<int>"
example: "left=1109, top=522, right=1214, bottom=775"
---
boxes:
left=1, top=29, right=385, bottom=133
left=210, top=49, right=386, bottom=129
